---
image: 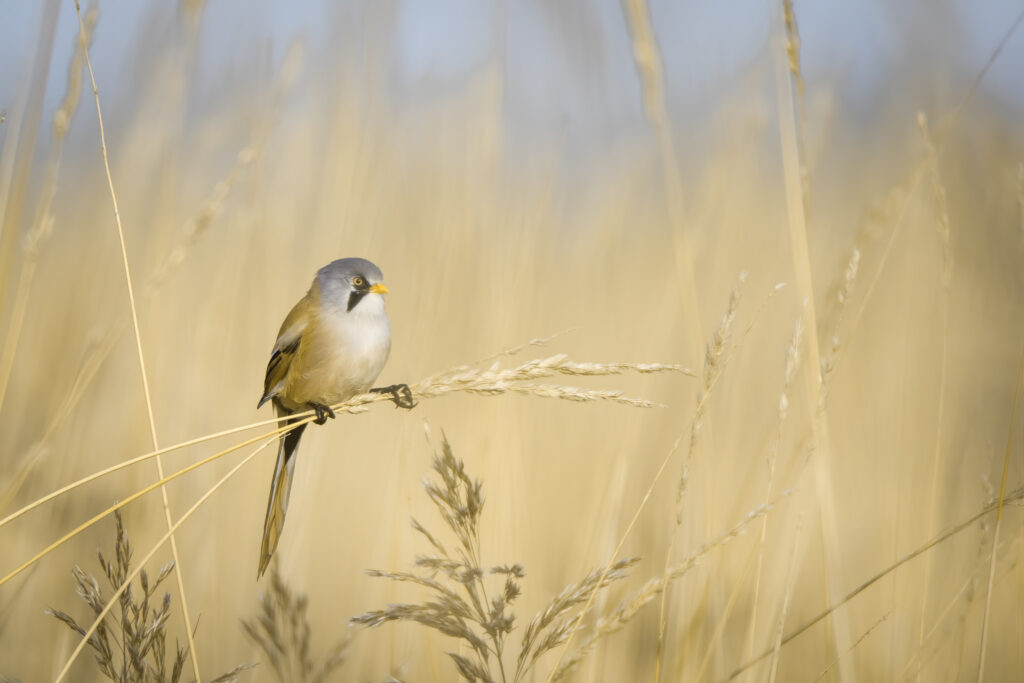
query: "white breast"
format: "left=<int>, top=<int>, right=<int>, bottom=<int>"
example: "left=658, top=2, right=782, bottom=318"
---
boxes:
left=321, top=294, right=391, bottom=401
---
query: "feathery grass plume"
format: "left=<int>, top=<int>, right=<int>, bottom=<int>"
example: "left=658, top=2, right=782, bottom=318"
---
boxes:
left=745, top=310, right=803, bottom=659
left=653, top=270, right=746, bottom=679
left=554, top=498, right=783, bottom=681
left=619, top=0, right=706, bottom=371
left=915, top=109, right=956, bottom=663
left=241, top=564, right=348, bottom=683
left=677, top=270, right=746, bottom=518
left=349, top=354, right=692, bottom=414
left=352, top=436, right=639, bottom=683
left=781, top=0, right=810, bottom=217
left=820, top=246, right=859, bottom=400
left=46, top=511, right=250, bottom=683
left=0, top=349, right=686, bottom=592
left=0, top=4, right=96, bottom=418
left=917, top=112, right=952, bottom=285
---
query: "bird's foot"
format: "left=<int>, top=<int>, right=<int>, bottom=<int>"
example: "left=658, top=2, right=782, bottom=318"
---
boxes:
left=309, top=402, right=336, bottom=425
left=371, top=384, right=417, bottom=410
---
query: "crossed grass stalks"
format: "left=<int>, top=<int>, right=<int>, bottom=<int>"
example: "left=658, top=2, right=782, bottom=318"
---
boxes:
left=0, top=346, right=693, bottom=680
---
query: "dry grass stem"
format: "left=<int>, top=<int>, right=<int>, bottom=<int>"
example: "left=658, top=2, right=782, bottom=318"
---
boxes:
left=654, top=271, right=746, bottom=681
left=729, top=484, right=1024, bottom=680
left=774, top=3, right=852, bottom=671
left=556, top=496, right=785, bottom=681
left=353, top=437, right=641, bottom=683
left=47, top=511, right=252, bottom=682
left=976, top=345, right=1024, bottom=681
left=72, top=1, right=200, bottom=677
left=899, top=537, right=1016, bottom=681
left=811, top=613, right=890, bottom=683
left=915, top=109, right=954, bottom=662
left=618, top=0, right=705, bottom=360
left=767, top=511, right=804, bottom=683
left=1, top=348, right=678, bottom=561
left=3, top=2, right=1023, bottom=679
left=746, top=311, right=804, bottom=660
left=409, top=354, right=692, bottom=410
left=1018, top=162, right=1023, bottom=236
left=54, top=437, right=275, bottom=682
left=242, top=565, right=348, bottom=683
left=0, top=37, right=295, bottom=515
left=677, top=271, right=747, bottom=516
left=0, top=5, right=95, bottom=417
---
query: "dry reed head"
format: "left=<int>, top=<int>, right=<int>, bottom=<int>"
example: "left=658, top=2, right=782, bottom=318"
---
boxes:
left=45, top=512, right=250, bottom=683
left=241, top=564, right=348, bottom=683
left=352, top=436, right=642, bottom=682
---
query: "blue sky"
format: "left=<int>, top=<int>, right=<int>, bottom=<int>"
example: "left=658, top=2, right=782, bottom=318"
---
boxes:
left=2, top=0, right=1023, bottom=154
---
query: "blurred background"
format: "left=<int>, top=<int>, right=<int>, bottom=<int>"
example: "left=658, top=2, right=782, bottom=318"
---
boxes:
left=1, top=0, right=1023, bottom=680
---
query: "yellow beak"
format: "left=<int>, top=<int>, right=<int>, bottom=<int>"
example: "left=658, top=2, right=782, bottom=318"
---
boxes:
left=368, top=283, right=389, bottom=295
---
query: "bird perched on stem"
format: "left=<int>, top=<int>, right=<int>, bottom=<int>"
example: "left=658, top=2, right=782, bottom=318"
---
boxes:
left=256, top=257, right=414, bottom=577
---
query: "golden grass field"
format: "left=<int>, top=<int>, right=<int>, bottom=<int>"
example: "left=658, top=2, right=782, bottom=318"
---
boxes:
left=1, top=1, right=1023, bottom=681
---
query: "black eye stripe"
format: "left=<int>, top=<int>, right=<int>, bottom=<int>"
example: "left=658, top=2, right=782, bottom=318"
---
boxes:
left=347, top=289, right=368, bottom=311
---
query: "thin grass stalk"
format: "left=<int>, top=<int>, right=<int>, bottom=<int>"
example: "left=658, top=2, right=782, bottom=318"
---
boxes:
left=773, top=1, right=851, bottom=675
left=0, top=416, right=307, bottom=586
left=53, top=437, right=275, bottom=682
left=839, top=8, right=1024, bottom=382
left=768, top=512, right=804, bottom=683
left=0, top=43, right=286, bottom=514
left=914, top=111, right=953, bottom=669
left=0, top=0, right=59, bottom=287
left=653, top=272, right=746, bottom=681
left=543, top=433, right=683, bottom=682
left=899, top=537, right=1015, bottom=681
left=745, top=311, right=804, bottom=662
left=0, top=5, right=95, bottom=418
left=1017, top=162, right=1023, bottom=238
left=811, top=613, right=890, bottom=683
left=618, top=0, right=705, bottom=348
left=975, top=344, right=1024, bottom=681
left=692, top=542, right=760, bottom=680
left=0, top=408, right=313, bottom=529
left=2, top=353, right=681, bottom=584
left=71, top=4, right=198, bottom=674
left=551, top=498, right=786, bottom=682
left=0, top=144, right=254, bottom=515
left=727, top=484, right=1024, bottom=680
left=543, top=278, right=781, bottom=680
left=1, top=353, right=682, bottom=532
left=616, top=6, right=714, bottom=663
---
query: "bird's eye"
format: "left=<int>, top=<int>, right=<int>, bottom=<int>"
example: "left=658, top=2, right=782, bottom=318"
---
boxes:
left=352, top=276, right=365, bottom=287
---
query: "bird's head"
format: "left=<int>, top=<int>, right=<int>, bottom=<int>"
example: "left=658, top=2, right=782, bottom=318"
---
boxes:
left=316, top=257, right=388, bottom=314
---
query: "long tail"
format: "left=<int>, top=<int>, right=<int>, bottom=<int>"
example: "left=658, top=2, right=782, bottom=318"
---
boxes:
left=258, top=412, right=306, bottom=578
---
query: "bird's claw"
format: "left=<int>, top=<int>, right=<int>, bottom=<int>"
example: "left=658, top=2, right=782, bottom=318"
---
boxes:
left=371, top=384, right=417, bottom=410
left=310, top=403, right=336, bottom=425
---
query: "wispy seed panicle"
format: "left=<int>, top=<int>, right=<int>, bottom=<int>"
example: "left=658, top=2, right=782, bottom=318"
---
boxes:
left=242, top=564, right=347, bottom=683
left=49, top=512, right=249, bottom=682
left=354, top=437, right=640, bottom=682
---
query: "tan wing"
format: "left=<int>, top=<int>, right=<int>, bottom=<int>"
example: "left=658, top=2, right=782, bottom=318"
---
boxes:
left=258, top=295, right=314, bottom=408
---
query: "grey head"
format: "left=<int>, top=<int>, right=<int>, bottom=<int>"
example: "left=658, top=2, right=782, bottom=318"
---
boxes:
left=315, top=257, right=388, bottom=313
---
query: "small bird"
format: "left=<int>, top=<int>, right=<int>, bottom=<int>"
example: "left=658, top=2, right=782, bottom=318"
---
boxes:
left=256, top=257, right=414, bottom=577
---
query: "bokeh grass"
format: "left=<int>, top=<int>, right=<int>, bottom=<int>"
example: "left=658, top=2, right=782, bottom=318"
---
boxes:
left=2, top=1, right=1023, bottom=681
